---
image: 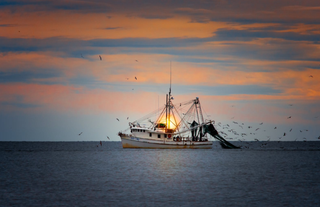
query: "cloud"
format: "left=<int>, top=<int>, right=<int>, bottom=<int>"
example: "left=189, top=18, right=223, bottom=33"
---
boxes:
left=104, top=27, right=122, bottom=30
left=167, top=84, right=282, bottom=96
left=0, top=24, right=18, bottom=27
left=0, top=71, right=60, bottom=84
left=214, top=29, right=320, bottom=42
left=137, top=14, right=173, bottom=20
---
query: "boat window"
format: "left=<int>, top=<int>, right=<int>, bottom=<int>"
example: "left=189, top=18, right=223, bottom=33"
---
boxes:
left=164, top=134, right=167, bottom=138
left=158, top=134, right=161, bottom=138
left=149, top=133, right=152, bottom=137
left=131, top=130, right=132, bottom=133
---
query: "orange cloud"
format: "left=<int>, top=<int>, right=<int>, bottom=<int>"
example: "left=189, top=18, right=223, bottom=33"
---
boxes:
left=0, top=10, right=229, bottom=39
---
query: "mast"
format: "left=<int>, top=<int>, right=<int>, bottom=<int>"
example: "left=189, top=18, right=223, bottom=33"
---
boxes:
left=166, top=62, right=172, bottom=132
left=169, top=61, right=172, bottom=97
left=166, top=94, right=168, bottom=131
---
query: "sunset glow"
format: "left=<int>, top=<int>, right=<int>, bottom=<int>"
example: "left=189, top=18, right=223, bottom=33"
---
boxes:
left=1, top=0, right=320, bottom=141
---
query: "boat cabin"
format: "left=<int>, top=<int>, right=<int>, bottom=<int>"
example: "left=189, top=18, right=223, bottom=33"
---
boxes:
left=130, top=127, right=173, bottom=140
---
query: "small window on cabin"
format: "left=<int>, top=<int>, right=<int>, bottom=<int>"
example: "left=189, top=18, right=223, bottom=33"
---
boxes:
left=131, top=130, right=132, bottom=133
left=158, top=134, right=161, bottom=138
left=149, top=133, right=152, bottom=137
left=164, top=134, right=167, bottom=138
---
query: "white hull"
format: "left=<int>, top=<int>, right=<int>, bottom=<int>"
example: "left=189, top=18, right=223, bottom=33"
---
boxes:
left=120, top=134, right=212, bottom=149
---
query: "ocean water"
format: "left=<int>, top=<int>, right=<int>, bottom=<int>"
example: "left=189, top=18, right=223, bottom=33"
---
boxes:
left=1, top=141, right=320, bottom=207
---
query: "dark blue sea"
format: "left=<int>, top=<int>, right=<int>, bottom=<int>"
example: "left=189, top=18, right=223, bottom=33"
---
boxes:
left=1, top=141, right=320, bottom=207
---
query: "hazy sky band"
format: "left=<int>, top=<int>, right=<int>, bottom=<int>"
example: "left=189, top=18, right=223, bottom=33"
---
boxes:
left=0, top=0, right=319, bottom=141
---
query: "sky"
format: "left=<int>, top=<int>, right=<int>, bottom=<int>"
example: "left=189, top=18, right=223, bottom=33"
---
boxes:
left=0, top=0, right=320, bottom=142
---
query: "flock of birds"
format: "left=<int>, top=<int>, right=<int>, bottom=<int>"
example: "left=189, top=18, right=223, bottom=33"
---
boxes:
left=76, top=56, right=318, bottom=147
left=213, top=103, right=320, bottom=148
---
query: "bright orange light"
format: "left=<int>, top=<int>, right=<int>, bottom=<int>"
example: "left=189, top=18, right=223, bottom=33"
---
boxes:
left=158, top=114, right=179, bottom=129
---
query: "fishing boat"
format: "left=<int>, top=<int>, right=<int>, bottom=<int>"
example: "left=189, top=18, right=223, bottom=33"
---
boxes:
left=118, top=72, right=240, bottom=149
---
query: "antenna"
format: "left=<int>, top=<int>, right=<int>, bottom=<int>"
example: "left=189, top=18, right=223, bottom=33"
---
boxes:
left=169, top=61, right=172, bottom=96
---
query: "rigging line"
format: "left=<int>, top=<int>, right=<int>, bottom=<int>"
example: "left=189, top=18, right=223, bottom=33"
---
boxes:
left=172, top=116, right=180, bottom=134
left=154, top=106, right=166, bottom=126
left=197, top=98, right=205, bottom=124
left=170, top=108, right=179, bottom=129
left=134, top=106, right=165, bottom=123
left=201, top=101, right=209, bottom=121
left=184, top=101, right=196, bottom=121
left=174, top=104, right=190, bottom=130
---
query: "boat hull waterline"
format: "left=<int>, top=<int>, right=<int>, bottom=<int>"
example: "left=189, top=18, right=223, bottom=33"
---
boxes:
left=120, top=134, right=213, bottom=149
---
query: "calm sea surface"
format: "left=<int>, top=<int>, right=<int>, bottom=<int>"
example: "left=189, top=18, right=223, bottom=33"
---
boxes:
left=1, top=141, right=320, bottom=207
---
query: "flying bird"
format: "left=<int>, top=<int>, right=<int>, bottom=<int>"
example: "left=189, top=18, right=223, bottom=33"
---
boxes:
left=135, top=77, right=137, bottom=80
left=259, top=122, right=263, bottom=125
left=78, top=132, right=83, bottom=136
left=290, top=128, right=292, bottom=132
left=127, top=117, right=129, bottom=120
left=116, top=118, right=119, bottom=121
left=283, top=133, right=286, bottom=136
left=135, top=60, right=138, bottom=62
left=107, top=136, right=110, bottom=140
left=287, top=116, right=291, bottom=119
left=309, top=75, right=313, bottom=78
left=99, top=55, right=102, bottom=60
left=274, top=127, right=277, bottom=129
